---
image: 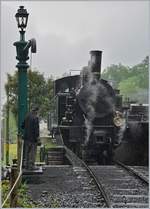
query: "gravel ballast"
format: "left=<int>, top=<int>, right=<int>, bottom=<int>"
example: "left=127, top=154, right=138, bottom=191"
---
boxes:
left=25, top=165, right=106, bottom=208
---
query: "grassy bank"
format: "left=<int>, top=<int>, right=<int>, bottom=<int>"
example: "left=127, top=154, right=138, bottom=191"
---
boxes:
left=3, top=143, right=17, bottom=165
left=2, top=137, right=56, bottom=165
left=2, top=180, right=38, bottom=208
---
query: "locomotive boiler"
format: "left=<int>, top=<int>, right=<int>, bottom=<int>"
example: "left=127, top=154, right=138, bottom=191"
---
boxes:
left=48, top=50, right=124, bottom=164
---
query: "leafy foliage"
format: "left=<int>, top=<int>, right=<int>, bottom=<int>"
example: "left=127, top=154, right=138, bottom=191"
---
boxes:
left=5, top=72, right=18, bottom=120
left=2, top=180, right=10, bottom=208
left=118, top=76, right=140, bottom=95
left=28, top=69, right=54, bottom=119
left=102, top=63, right=130, bottom=88
left=102, top=56, right=149, bottom=103
left=2, top=180, right=39, bottom=208
left=4, top=69, right=54, bottom=121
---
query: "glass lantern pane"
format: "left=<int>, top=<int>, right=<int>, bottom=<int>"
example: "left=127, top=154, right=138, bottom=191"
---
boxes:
left=18, top=17, right=22, bottom=26
left=23, top=17, right=25, bottom=24
left=25, top=17, right=28, bottom=27
left=21, top=17, right=24, bottom=26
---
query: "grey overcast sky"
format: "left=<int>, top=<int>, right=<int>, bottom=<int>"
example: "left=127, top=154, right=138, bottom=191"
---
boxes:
left=1, top=0, right=149, bottom=102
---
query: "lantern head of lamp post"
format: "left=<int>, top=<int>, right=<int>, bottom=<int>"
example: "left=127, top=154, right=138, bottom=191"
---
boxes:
left=14, top=6, right=36, bottom=66
left=15, top=6, right=29, bottom=32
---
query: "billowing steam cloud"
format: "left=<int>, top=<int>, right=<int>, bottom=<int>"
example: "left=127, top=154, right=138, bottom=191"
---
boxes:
left=116, top=123, right=126, bottom=145
left=81, top=66, right=115, bottom=145
left=84, top=69, right=98, bottom=145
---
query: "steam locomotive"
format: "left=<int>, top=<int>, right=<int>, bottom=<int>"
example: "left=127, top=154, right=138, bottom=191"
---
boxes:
left=48, top=50, right=125, bottom=164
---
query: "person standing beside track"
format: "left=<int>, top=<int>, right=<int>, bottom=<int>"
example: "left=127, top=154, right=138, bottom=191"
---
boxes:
left=22, top=106, right=40, bottom=170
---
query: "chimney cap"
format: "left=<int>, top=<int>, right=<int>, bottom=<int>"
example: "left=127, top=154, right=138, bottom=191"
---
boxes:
left=90, top=50, right=102, bottom=55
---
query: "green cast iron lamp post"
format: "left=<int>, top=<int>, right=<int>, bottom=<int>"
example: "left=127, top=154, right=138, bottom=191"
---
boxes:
left=14, top=6, right=36, bottom=137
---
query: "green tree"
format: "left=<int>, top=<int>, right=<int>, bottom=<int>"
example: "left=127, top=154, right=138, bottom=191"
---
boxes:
left=102, top=63, right=130, bottom=88
left=102, top=56, right=149, bottom=103
left=5, top=72, right=18, bottom=119
left=118, top=57, right=149, bottom=103
left=4, top=69, right=54, bottom=121
left=118, top=76, right=140, bottom=96
left=129, top=56, right=149, bottom=89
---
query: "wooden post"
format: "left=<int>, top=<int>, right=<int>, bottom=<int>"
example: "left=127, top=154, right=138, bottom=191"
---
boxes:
left=1, top=117, right=5, bottom=162
left=17, top=135, right=23, bottom=188
left=6, top=88, right=10, bottom=165
left=17, top=135, right=22, bottom=170
left=10, top=164, right=18, bottom=207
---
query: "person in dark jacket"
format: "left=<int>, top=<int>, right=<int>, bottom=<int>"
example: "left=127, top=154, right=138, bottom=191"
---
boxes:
left=23, top=107, right=40, bottom=170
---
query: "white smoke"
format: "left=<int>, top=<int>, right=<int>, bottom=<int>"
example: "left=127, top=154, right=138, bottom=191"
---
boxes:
left=80, top=66, right=115, bottom=145
left=84, top=118, right=92, bottom=145
left=116, top=123, right=126, bottom=145
left=83, top=68, right=99, bottom=145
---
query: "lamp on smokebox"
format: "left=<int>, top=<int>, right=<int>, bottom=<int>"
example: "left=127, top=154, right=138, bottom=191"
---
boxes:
left=15, top=6, right=29, bottom=31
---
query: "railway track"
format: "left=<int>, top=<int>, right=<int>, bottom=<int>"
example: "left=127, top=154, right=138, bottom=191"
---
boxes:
left=128, top=165, right=149, bottom=183
left=90, top=163, right=149, bottom=208
left=65, top=146, right=107, bottom=207
left=65, top=146, right=149, bottom=208
left=115, top=160, right=149, bottom=184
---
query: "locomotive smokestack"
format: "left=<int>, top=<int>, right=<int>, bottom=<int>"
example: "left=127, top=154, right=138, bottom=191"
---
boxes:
left=90, top=50, right=102, bottom=80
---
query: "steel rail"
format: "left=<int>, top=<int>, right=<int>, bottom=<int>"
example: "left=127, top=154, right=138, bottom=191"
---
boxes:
left=82, top=161, right=113, bottom=208
left=64, top=146, right=112, bottom=208
left=114, top=160, right=149, bottom=185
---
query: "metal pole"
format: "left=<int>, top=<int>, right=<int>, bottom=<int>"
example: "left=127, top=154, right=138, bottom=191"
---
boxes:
left=28, top=68, right=31, bottom=112
left=18, top=65, right=28, bottom=135
left=14, top=31, right=29, bottom=133
left=14, top=30, right=29, bottom=169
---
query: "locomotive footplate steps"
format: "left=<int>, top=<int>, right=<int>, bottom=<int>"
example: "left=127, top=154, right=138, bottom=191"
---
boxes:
left=45, top=146, right=69, bottom=165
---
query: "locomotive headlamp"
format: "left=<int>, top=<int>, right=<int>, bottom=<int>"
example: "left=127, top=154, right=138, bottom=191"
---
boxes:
left=15, top=6, right=29, bottom=31
left=113, top=111, right=125, bottom=127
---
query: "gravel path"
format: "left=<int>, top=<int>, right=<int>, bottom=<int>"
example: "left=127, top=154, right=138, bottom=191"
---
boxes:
left=25, top=165, right=106, bottom=208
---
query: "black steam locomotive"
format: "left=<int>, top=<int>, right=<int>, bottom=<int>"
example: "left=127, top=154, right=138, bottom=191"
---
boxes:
left=48, top=50, right=124, bottom=164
